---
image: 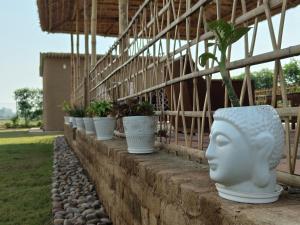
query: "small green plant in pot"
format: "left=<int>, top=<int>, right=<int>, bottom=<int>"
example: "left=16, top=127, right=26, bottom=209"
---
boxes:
left=73, top=106, right=85, bottom=131
left=92, top=100, right=116, bottom=140
left=68, top=108, right=78, bottom=128
left=61, top=101, right=72, bottom=125
left=83, top=103, right=96, bottom=135
left=200, top=20, right=285, bottom=204
left=121, top=100, right=156, bottom=154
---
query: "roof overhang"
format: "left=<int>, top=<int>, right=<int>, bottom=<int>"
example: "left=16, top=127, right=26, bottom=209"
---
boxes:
left=37, top=0, right=300, bottom=39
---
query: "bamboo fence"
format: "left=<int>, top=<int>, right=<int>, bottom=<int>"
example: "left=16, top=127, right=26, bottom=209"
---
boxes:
left=70, top=0, right=300, bottom=186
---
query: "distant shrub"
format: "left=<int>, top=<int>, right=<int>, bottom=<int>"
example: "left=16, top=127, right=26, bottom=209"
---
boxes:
left=37, top=121, right=42, bottom=127
left=4, top=122, right=12, bottom=129
left=11, top=115, right=19, bottom=127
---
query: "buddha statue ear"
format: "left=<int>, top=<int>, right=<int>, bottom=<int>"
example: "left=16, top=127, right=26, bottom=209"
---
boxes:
left=252, top=132, right=275, bottom=187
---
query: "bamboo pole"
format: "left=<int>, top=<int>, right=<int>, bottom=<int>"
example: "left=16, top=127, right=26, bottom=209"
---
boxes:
left=71, top=33, right=74, bottom=105
left=49, top=0, right=53, bottom=30
left=189, top=6, right=203, bottom=147
left=277, top=171, right=300, bottom=187
left=291, top=111, right=300, bottom=173
left=240, top=0, right=260, bottom=105
left=241, top=0, right=254, bottom=106
left=76, top=6, right=80, bottom=106
left=91, top=0, right=97, bottom=67
left=200, top=13, right=209, bottom=149
left=154, top=107, right=300, bottom=118
left=84, top=0, right=90, bottom=106
left=119, top=0, right=128, bottom=54
left=263, top=0, right=291, bottom=172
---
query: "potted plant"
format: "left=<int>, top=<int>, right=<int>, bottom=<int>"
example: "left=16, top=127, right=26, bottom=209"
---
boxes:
left=62, top=101, right=71, bottom=125
left=92, top=100, right=116, bottom=140
left=83, top=102, right=96, bottom=135
left=69, top=108, right=77, bottom=128
left=120, top=100, right=156, bottom=154
left=73, top=106, right=85, bottom=131
left=200, top=20, right=284, bottom=203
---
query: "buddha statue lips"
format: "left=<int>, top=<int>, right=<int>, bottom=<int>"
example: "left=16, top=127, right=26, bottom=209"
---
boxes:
left=206, top=105, right=284, bottom=203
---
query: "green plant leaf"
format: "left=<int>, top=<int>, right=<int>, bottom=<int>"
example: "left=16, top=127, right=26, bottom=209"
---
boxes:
left=229, top=27, right=251, bottom=45
left=87, top=100, right=112, bottom=117
left=199, top=52, right=218, bottom=67
left=208, top=20, right=233, bottom=39
left=203, top=19, right=250, bottom=107
left=208, top=19, right=234, bottom=51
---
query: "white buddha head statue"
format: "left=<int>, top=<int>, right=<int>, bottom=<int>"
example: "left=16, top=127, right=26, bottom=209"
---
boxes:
left=206, top=105, right=284, bottom=203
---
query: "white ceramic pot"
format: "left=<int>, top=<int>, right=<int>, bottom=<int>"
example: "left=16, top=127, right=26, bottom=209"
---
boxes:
left=70, top=117, right=77, bottom=128
left=75, top=117, right=85, bottom=131
left=93, top=117, right=116, bottom=140
left=83, top=117, right=95, bottom=135
left=64, top=116, right=70, bottom=125
left=206, top=105, right=284, bottom=203
left=123, top=116, right=155, bottom=154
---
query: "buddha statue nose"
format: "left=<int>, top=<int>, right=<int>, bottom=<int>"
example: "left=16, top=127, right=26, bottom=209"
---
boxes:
left=205, top=141, right=215, bottom=161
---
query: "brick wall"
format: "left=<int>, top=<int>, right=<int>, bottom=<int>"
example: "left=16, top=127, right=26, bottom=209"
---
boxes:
left=64, top=125, right=300, bottom=225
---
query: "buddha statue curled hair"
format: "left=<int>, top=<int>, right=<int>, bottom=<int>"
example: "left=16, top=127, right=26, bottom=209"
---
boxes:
left=213, top=105, right=284, bottom=169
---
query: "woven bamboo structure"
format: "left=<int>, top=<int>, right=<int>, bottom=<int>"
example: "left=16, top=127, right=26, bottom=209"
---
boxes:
left=37, top=0, right=300, bottom=38
left=37, top=0, right=300, bottom=186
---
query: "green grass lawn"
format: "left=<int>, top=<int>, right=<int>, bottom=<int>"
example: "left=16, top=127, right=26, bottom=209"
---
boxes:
left=0, top=129, right=61, bottom=225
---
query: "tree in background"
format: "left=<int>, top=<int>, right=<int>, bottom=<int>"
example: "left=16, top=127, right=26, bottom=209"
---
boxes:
left=30, top=89, right=43, bottom=120
left=14, top=88, right=32, bottom=126
left=14, top=88, right=43, bottom=126
left=233, top=68, right=273, bottom=89
left=283, top=59, right=300, bottom=85
left=252, top=69, right=273, bottom=89
left=234, top=59, right=300, bottom=90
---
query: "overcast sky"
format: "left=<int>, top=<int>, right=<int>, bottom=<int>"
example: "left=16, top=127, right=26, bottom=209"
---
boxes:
left=0, top=1, right=299, bottom=112
left=0, top=0, right=115, bottom=112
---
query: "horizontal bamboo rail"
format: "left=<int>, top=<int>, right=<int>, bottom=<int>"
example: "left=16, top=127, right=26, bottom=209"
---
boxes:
left=115, top=44, right=300, bottom=101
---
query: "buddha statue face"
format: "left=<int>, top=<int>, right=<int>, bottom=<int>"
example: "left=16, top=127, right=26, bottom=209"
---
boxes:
left=205, top=106, right=284, bottom=202
left=206, top=120, right=254, bottom=186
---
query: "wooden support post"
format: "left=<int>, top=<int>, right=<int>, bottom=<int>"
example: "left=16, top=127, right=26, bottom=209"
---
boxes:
left=76, top=7, right=80, bottom=106
left=91, top=0, right=97, bottom=68
left=49, top=0, right=53, bottom=30
left=119, top=0, right=128, bottom=54
left=70, top=33, right=74, bottom=105
left=84, top=0, right=89, bottom=107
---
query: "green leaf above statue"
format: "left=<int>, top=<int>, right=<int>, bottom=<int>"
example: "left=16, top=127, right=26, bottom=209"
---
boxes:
left=199, top=19, right=251, bottom=107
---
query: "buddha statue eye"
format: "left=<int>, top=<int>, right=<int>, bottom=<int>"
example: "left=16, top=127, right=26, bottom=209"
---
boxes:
left=215, top=134, right=230, bottom=147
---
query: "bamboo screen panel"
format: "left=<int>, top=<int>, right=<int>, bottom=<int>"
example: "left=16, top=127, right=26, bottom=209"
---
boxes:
left=88, top=0, right=300, bottom=178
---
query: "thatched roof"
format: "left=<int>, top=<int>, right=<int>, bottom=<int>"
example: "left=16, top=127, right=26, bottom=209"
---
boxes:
left=37, top=0, right=300, bottom=39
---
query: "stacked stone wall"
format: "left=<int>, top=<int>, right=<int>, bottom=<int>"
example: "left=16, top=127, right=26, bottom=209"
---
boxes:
left=64, top=125, right=300, bottom=225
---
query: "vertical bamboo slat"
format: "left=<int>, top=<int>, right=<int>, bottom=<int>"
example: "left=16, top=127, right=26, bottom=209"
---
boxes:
left=70, top=33, right=75, bottom=105
left=76, top=6, right=80, bottom=106
left=119, top=0, right=128, bottom=53
left=91, top=0, right=97, bottom=67
left=84, top=0, right=90, bottom=106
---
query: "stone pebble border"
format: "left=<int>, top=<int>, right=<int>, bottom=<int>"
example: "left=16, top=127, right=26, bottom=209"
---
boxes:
left=52, top=136, right=113, bottom=225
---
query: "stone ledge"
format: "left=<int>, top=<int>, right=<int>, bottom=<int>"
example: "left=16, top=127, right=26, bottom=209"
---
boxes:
left=64, top=125, right=300, bottom=225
